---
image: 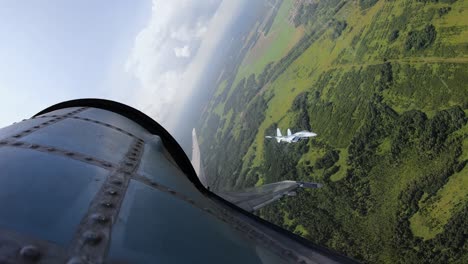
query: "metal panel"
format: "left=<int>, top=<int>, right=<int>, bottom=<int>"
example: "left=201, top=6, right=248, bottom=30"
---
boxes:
left=76, top=108, right=149, bottom=140
left=0, top=147, right=107, bottom=245
left=137, top=136, right=208, bottom=205
left=0, top=118, right=54, bottom=140
left=35, top=107, right=83, bottom=118
left=108, top=180, right=264, bottom=264
left=21, top=118, right=133, bottom=164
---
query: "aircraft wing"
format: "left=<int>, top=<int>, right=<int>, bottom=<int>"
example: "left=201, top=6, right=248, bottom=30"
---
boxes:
left=218, top=180, right=321, bottom=212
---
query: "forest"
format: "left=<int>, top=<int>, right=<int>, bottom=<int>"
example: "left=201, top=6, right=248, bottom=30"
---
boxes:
left=198, top=0, right=467, bottom=262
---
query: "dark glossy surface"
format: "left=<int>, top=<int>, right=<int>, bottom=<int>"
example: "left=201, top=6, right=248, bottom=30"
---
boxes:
left=108, top=180, right=262, bottom=264
left=0, top=147, right=107, bottom=245
left=77, top=108, right=149, bottom=139
left=22, top=118, right=132, bottom=164
left=0, top=118, right=53, bottom=140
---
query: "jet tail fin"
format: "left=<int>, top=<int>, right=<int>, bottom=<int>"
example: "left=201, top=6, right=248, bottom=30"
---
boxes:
left=276, top=137, right=280, bottom=143
left=287, top=128, right=292, bottom=136
left=191, top=128, right=208, bottom=188
left=276, top=128, right=282, bottom=137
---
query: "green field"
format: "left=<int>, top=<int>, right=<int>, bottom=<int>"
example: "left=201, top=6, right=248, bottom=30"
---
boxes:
left=199, top=0, right=468, bottom=263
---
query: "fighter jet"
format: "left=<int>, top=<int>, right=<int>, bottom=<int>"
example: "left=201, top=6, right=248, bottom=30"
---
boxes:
left=265, top=128, right=317, bottom=143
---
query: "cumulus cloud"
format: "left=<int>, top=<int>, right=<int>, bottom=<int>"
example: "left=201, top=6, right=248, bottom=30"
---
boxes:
left=124, top=0, right=244, bottom=128
left=174, top=45, right=191, bottom=58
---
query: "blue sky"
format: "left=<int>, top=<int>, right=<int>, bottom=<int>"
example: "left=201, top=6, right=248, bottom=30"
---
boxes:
left=0, top=0, right=243, bottom=130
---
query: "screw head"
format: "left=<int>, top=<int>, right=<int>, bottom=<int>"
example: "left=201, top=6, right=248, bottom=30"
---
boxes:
left=107, top=189, right=118, bottom=196
left=100, top=201, right=113, bottom=208
left=111, top=179, right=123, bottom=185
left=150, top=181, right=159, bottom=187
left=91, top=213, right=109, bottom=224
left=83, top=231, right=102, bottom=245
left=20, top=245, right=41, bottom=261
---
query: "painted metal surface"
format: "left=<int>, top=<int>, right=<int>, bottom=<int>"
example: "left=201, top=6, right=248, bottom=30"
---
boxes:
left=22, top=118, right=133, bottom=164
left=0, top=147, right=107, bottom=245
left=108, top=180, right=265, bottom=264
left=0, top=100, right=357, bottom=264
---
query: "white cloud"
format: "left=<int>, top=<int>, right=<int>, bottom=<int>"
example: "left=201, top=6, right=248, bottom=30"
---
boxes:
left=174, top=45, right=191, bottom=58
left=124, top=0, right=244, bottom=128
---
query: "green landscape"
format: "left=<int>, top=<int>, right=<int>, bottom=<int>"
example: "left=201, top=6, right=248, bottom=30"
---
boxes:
left=198, top=0, right=468, bottom=263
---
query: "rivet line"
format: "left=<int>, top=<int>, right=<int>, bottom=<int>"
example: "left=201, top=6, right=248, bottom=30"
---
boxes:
left=0, top=107, right=88, bottom=143
left=36, top=115, right=142, bottom=141
left=0, top=141, right=117, bottom=170
left=67, top=138, right=144, bottom=262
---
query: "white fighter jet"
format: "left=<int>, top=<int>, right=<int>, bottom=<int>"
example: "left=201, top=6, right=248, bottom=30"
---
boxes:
left=265, top=128, right=317, bottom=143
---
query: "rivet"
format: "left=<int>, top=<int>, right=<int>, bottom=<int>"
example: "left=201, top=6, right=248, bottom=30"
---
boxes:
left=83, top=118, right=90, bottom=121
left=128, top=157, right=136, bottom=162
left=13, top=134, right=22, bottom=138
left=150, top=181, right=158, bottom=187
left=66, top=152, right=75, bottom=156
left=30, top=144, right=39, bottom=149
left=111, top=179, right=123, bottom=185
left=13, top=142, right=24, bottom=146
left=33, top=126, right=40, bottom=129
left=83, top=231, right=102, bottom=245
left=42, top=122, right=49, bottom=125
left=102, top=163, right=112, bottom=168
left=125, top=162, right=134, bottom=167
left=127, top=133, right=134, bottom=137
left=47, top=147, right=56, bottom=152
left=91, top=213, right=109, bottom=224
left=24, top=130, right=31, bottom=133
left=104, top=124, right=111, bottom=127
left=85, top=157, right=94, bottom=162
left=101, top=201, right=113, bottom=208
left=107, top=189, right=118, bottom=196
left=115, top=128, right=122, bottom=131
left=168, top=189, right=176, bottom=194
left=0, top=141, right=8, bottom=145
left=133, top=148, right=139, bottom=152
left=20, top=245, right=41, bottom=261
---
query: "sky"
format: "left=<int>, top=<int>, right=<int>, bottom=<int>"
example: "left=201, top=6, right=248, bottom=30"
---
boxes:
left=0, top=0, right=244, bottom=131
